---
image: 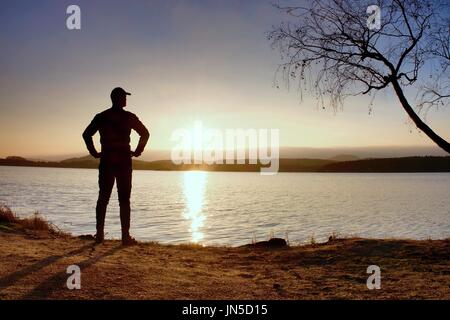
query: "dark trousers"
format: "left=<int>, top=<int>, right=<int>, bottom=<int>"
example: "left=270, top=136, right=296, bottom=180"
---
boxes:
left=96, top=158, right=132, bottom=237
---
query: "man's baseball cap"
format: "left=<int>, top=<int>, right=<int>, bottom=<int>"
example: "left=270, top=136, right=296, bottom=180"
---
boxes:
left=110, top=87, right=131, bottom=100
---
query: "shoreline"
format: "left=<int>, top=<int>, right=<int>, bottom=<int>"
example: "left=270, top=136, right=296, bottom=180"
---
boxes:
left=2, top=163, right=450, bottom=174
left=1, top=155, right=450, bottom=173
left=1, top=210, right=449, bottom=299
left=3, top=208, right=448, bottom=248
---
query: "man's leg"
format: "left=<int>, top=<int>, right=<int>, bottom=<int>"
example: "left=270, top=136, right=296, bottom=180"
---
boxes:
left=96, top=161, right=115, bottom=241
left=116, top=163, right=132, bottom=240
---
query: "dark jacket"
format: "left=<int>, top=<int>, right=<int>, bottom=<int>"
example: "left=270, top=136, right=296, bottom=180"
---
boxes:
left=82, top=107, right=149, bottom=161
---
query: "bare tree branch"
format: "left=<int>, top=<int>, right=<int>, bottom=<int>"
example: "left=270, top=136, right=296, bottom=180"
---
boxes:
left=268, top=0, right=450, bottom=153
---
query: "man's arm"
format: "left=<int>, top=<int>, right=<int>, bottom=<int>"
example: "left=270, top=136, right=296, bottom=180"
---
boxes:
left=131, top=115, right=149, bottom=157
left=82, top=115, right=101, bottom=158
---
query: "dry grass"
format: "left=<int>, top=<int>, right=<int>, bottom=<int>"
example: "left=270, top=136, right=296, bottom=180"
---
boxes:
left=0, top=205, right=68, bottom=236
left=0, top=207, right=449, bottom=300
left=0, top=205, right=16, bottom=223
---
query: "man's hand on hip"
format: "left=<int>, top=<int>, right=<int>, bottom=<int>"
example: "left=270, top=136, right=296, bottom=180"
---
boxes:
left=131, top=151, right=141, bottom=158
left=91, top=151, right=101, bottom=159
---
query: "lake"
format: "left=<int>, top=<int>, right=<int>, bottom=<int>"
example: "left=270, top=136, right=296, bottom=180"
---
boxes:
left=0, top=166, right=449, bottom=246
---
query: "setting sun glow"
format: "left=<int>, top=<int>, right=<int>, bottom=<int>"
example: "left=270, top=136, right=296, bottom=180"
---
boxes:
left=182, top=171, right=207, bottom=243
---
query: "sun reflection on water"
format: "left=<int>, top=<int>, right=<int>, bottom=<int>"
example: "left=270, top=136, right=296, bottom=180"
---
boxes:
left=182, top=171, right=207, bottom=243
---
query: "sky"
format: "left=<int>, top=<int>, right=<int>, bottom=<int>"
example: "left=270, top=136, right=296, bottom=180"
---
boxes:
left=0, top=0, right=449, bottom=159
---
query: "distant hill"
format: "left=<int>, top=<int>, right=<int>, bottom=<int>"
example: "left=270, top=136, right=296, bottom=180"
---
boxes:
left=0, top=155, right=449, bottom=172
left=22, top=145, right=448, bottom=163
left=59, top=155, right=100, bottom=168
left=320, top=156, right=450, bottom=172
left=328, top=154, right=359, bottom=162
left=60, top=155, right=96, bottom=163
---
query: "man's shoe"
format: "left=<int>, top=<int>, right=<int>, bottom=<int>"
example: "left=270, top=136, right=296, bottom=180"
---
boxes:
left=95, top=232, right=104, bottom=244
left=122, top=235, right=138, bottom=246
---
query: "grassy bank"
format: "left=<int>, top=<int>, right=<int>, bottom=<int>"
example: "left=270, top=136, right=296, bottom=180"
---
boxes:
left=0, top=206, right=449, bottom=299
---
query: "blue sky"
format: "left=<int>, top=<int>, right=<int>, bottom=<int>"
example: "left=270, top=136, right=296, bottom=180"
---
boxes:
left=0, top=0, right=449, bottom=158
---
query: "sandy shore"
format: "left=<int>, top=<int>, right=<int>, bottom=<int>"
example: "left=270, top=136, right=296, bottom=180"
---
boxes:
left=0, top=222, right=449, bottom=300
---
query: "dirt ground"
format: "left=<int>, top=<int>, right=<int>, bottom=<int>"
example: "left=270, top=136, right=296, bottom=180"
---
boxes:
left=0, top=224, right=449, bottom=300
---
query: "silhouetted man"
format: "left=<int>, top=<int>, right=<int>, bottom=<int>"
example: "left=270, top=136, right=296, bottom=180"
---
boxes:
left=83, top=87, right=149, bottom=245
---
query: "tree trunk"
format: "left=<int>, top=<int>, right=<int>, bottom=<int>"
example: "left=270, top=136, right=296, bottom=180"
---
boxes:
left=391, top=79, right=450, bottom=154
